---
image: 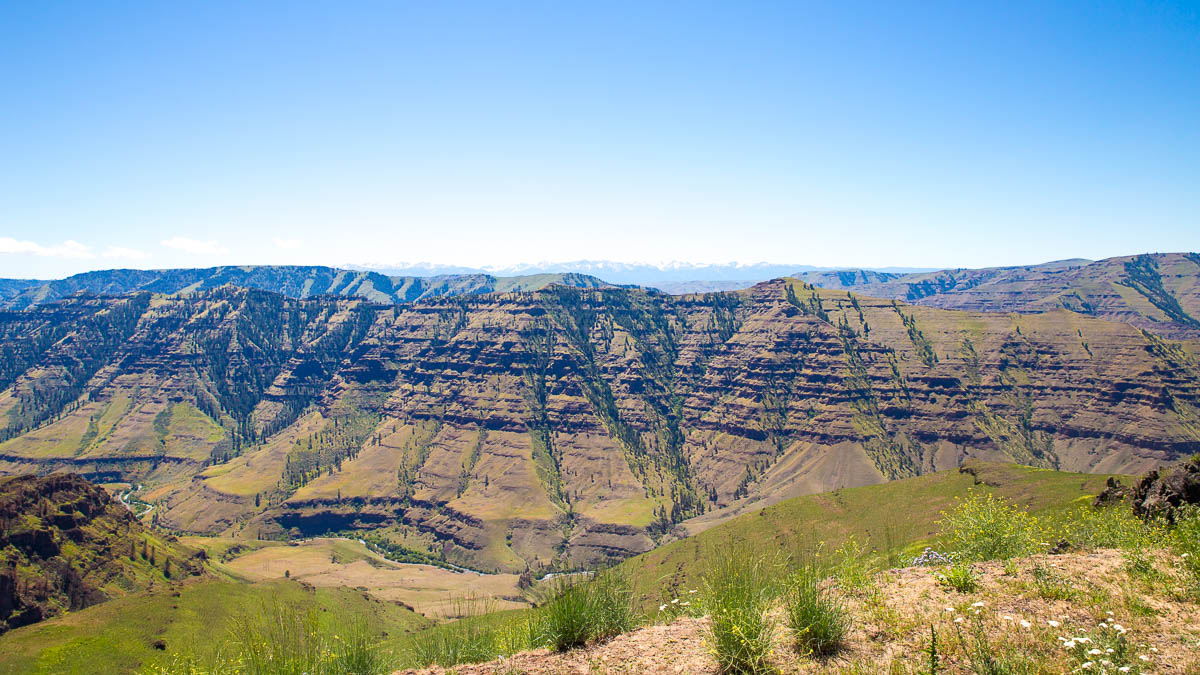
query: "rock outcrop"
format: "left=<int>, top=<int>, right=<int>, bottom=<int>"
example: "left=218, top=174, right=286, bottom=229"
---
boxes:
left=0, top=473, right=202, bottom=633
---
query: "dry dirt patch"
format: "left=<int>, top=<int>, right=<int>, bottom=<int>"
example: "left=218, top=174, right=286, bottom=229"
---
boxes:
left=220, top=537, right=528, bottom=617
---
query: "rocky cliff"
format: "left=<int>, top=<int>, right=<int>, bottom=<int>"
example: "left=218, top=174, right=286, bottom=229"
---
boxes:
left=801, top=252, right=1200, bottom=339
left=0, top=473, right=202, bottom=633
left=1, top=280, right=1198, bottom=573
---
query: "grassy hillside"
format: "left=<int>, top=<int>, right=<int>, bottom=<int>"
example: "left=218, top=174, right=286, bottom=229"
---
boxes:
left=384, top=461, right=1135, bottom=671
left=619, top=461, right=1119, bottom=608
left=0, top=578, right=431, bottom=674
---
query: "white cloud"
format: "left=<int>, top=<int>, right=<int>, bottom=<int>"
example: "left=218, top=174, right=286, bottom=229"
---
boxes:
left=0, top=237, right=96, bottom=259
left=272, top=237, right=302, bottom=250
left=102, top=246, right=151, bottom=260
left=161, top=236, right=230, bottom=255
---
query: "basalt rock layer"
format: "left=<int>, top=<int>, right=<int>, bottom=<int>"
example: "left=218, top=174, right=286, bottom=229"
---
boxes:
left=1, top=280, right=1198, bottom=572
left=801, top=252, right=1200, bottom=339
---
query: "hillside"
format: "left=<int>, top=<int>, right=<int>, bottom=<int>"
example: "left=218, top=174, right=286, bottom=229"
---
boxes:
left=0, top=265, right=616, bottom=309
left=0, top=473, right=202, bottom=633
left=0, top=577, right=430, bottom=674
left=388, top=459, right=1198, bottom=673
left=405, top=548, right=1200, bottom=674
left=0, top=281, right=1198, bottom=574
left=800, top=252, right=1200, bottom=339
left=619, top=461, right=1117, bottom=606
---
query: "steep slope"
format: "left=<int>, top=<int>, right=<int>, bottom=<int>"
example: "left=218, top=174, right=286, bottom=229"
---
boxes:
left=0, top=281, right=1198, bottom=574
left=801, top=252, right=1200, bottom=338
left=0, top=473, right=203, bottom=633
left=0, top=266, right=616, bottom=309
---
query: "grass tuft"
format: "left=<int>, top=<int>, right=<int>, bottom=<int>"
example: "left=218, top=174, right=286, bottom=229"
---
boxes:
left=702, top=551, right=779, bottom=674
left=935, top=561, right=980, bottom=594
left=784, top=565, right=850, bottom=657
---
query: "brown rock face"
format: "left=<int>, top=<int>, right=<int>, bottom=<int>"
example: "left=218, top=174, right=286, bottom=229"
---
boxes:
left=1, top=280, right=1199, bottom=572
left=1129, top=456, right=1200, bottom=522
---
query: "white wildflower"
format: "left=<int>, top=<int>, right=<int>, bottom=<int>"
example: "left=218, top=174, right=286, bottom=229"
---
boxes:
left=1119, top=668, right=1131, bottom=673
left=954, top=616, right=964, bottom=623
left=945, top=607, right=956, bottom=612
left=1002, top=615, right=1014, bottom=621
left=971, top=601, right=985, bottom=607
left=671, top=598, right=679, bottom=604
left=1048, top=620, right=1060, bottom=628
left=1019, top=619, right=1031, bottom=628
left=1081, top=662, right=1093, bottom=670
left=659, top=604, right=667, bottom=611
left=1139, top=655, right=1150, bottom=662
left=1088, top=649, right=1102, bottom=656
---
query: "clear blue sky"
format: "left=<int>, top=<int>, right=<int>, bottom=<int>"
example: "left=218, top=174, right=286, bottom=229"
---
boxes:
left=1, top=1, right=1197, bottom=278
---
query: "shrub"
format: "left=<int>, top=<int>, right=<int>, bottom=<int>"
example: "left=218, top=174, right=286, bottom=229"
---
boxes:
left=1050, top=504, right=1166, bottom=551
left=537, top=570, right=636, bottom=652
left=935, top=561, right=979, bottom=594
left=940, top=491, right=1046, bottom=561
left=785, top=566, right=850, bottom=657
left=1173, top=505, right=1200, bottom=575
left=702, top=552, right=779, bottom=674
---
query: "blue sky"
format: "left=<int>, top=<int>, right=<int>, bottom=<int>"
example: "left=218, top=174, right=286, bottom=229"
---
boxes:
left=1, top=1, right=1197, bottom=278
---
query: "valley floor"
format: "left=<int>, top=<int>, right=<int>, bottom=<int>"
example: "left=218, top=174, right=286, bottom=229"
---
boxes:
left=401, top=549, right=1200, bottom=674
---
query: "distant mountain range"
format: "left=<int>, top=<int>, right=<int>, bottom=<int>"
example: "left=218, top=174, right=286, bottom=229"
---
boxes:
left=349, top=260, right=936, bottom=289
left=0, top=266, right=618, bottom=310
left=800, top=252, right=1200, bottom=339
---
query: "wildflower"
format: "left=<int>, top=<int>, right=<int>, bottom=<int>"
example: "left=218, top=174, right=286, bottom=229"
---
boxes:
left=945, top=606, right=955, bottom=612
left=954, top=617, right=963, bottom=623
left=1048, top=620, right=1061, bottom=628
left=659, top=604, right=667, bottom=611
left=1019, top=619, right=1031, bottom=628
left=1088, top=649, right=1102, bottom=655
left=681, top=601, right=690, bottom=606
left=1139, top=655, right=1150, bottom=662
left=671, top=598, right=679, bottom=604
left=1081, top=662, right=1093, bottom=669
left=1105, top=649, right=1113, bottom=654
left=1149, top=647, right=1158, bottom=653
left=1182, top=553, right=1190, bottom=558
left=971, top=601, right=985, bottom=607
left=1062, top=640, right=1076, bottom=649
left=1119, top=668, right=1131, bottom=673
left=1002, top=615, right=1014, bottom=621
left=1106, top=611, right=1114, bottom=616
left=688, top=589, right=697, bottom=594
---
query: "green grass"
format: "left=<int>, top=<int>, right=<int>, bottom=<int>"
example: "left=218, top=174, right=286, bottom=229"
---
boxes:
left=393, top=571, right=637, bottom=670
left=537, top=571, right=637, bottom=652
left=0, top=579, right=429, bottom=675
left=784, top=565, right=850, bottom=657
left=143, top=600, right=389, bottom=675
left=935, top=561, right=980, bottom=594
left=618, top=462, right=1118, bottom=609
left=701, top=552, right=778, bottom=674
